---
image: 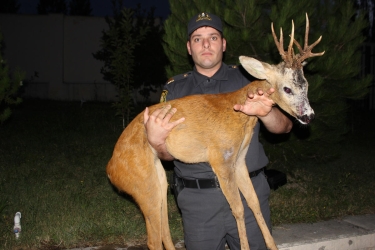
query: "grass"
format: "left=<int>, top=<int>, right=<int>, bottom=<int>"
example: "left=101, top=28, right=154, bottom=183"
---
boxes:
left=268, top=107, right=375, bottom=225
left=0, top=100, right=374, bottom=249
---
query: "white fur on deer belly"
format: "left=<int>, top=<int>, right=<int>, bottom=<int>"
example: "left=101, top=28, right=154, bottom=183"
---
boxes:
left=222, top=148, right=234, bottom=160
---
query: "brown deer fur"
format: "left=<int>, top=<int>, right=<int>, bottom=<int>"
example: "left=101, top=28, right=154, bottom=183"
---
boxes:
left=106, top=14, right=323, bottom=250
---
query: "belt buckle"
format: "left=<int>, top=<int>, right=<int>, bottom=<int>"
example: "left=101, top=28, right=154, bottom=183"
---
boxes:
left=214, top=176, right=220, bottom=188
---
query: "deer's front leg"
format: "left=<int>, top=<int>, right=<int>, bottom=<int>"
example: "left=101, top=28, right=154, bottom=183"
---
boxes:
left=212, top=163, right=251, bottom=250
left=235, top=162, right=278, bottom=250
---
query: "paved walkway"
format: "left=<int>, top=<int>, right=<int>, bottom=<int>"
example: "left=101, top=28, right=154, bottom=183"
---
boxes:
left=67, top=214, right=375, bottom=250
left=273, top=214, right=375, bottom=250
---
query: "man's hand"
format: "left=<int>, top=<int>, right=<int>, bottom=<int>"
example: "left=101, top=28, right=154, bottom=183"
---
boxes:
left=234, top=87, right=292, bottom=133
left=143, top=105, right=185, bottom=160
left=233, top=88, right=275, bottom=117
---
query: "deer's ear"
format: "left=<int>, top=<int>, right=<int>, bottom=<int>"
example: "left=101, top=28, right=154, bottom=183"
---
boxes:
left=239, top=56, right=271, bottom=80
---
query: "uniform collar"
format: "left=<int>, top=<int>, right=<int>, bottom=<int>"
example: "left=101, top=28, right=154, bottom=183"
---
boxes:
left=192, top=62, right=229, bottom=85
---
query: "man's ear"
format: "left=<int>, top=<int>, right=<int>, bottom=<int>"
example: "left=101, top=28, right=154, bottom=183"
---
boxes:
left=222, top=38, right=227, bottom=52
left=187, top=41, right=191, bottom=55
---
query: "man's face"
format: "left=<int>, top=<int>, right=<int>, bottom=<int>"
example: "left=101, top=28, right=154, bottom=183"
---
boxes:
left=187, top=26, right=226, bottom=76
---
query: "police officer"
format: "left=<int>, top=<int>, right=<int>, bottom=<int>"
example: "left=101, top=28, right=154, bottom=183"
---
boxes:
left=144, top=12, right=292, bottom=250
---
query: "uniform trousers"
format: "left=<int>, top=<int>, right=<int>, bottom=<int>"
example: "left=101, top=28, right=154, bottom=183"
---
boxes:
left=176, top=172, right=271, bottom=250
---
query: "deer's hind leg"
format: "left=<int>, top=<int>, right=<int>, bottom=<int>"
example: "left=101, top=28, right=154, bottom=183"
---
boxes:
left=235, top=161, right=278, bottom=250
left=155, top=158, right=175, bottom=250
left=107, top=143, right=175, bottom=250
left=134, top=157, right=175, bottom=250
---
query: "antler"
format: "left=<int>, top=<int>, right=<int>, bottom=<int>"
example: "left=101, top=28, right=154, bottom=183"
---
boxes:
left=271, top=13, right=325, bottom=68
left=293, top=13, right=325, bottom=64
left=271, top=20, right=295, bottom=68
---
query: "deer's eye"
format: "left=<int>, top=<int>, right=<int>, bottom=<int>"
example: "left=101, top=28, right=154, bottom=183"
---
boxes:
left=284, top=87, right=293, bottom=94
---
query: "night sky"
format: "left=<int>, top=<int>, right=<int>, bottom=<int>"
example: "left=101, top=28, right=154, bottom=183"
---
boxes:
left=17, top=0, right=171, bottom=18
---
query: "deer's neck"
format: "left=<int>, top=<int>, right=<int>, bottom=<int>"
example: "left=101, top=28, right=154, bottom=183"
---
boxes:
left=234, top=80, right=278, bottom=102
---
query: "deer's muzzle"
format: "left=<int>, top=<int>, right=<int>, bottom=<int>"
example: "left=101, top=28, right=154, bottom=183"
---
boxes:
left=298, top=113, right=315, bottom=124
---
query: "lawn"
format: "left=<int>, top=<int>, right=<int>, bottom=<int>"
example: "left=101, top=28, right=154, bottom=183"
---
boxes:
left=0, top=100, right=374, bottom=249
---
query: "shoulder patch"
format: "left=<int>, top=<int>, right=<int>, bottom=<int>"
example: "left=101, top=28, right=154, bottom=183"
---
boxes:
left=160, top=90, right=168, bottom=103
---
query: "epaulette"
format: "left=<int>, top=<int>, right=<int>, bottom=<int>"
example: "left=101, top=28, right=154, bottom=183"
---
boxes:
left=166, top=72, right=191, bottom=84
left=228, top=65, right=238, bottom=69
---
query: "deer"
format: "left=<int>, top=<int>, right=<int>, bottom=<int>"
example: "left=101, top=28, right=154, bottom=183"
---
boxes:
left=106, top=13, right=324, bottom=250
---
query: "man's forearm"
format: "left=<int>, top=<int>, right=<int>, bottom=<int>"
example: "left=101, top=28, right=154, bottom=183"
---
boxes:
left=258, top=107, right=293, bottom=134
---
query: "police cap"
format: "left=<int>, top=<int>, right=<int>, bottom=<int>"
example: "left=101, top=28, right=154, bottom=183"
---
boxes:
left=187, top=12, right=223, bottom=37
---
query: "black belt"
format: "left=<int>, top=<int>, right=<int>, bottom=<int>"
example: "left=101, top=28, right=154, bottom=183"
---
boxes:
left=179, top=168, right=264, bottom=189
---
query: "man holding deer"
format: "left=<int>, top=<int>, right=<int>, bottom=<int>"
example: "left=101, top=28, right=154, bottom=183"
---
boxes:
left=143, top=12, right=292, bottom=250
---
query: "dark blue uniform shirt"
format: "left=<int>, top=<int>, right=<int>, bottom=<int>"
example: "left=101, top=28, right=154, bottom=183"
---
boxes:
left=163, top=63, right=269, bottom=179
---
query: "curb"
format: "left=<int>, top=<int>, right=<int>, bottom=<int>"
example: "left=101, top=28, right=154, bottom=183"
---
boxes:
left=273, top=214, right=375, bottom=250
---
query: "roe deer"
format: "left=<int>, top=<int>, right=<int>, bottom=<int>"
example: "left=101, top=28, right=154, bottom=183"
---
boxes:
left=106, top=13, right=324, bottom=250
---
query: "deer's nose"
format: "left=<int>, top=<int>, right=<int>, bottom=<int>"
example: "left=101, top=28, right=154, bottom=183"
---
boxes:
left=299, top=113, right=315, bottom=124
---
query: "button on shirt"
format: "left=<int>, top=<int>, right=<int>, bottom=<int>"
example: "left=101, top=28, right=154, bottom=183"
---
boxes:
left=164, top=63, right=269, bottom=179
